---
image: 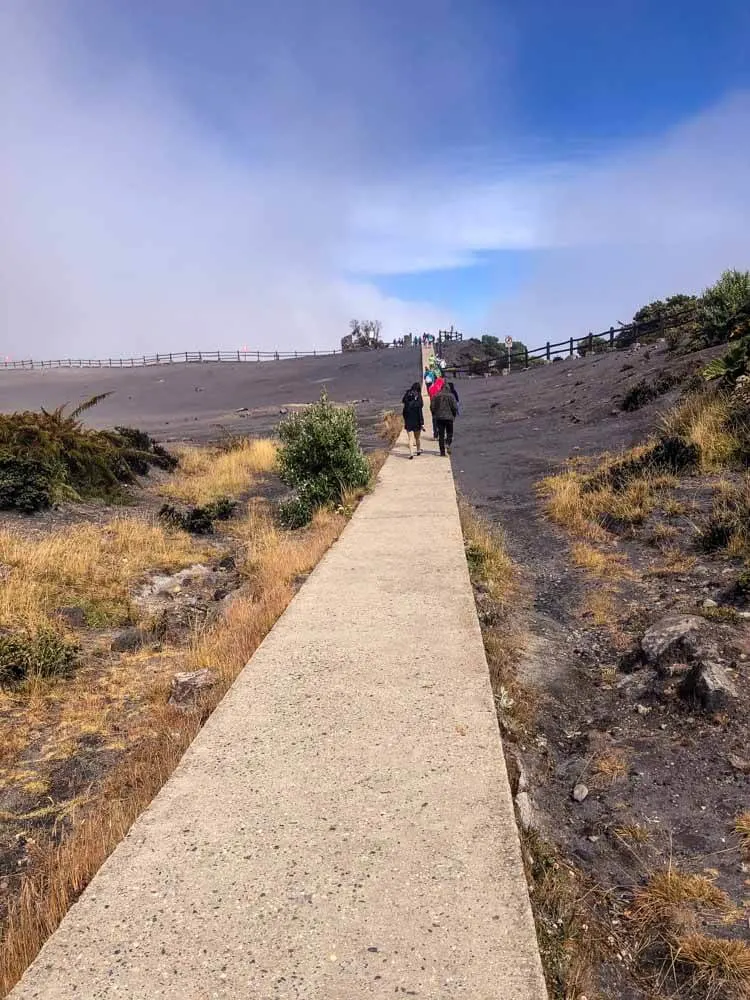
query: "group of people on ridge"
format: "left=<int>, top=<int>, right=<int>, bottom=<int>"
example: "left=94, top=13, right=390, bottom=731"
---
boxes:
left=401, top=358, right=459, bottom=459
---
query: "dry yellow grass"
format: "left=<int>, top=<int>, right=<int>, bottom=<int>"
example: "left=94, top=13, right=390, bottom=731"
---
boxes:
left=734, top=811, right=750, bottom=857
left=0, top=495, right=348, bottom=995
left=458, top=500, right=518, bottom=610
left=661, top=392, right=739, bottom=472
left=571, top=542, right=631, bottom=579
left=629, top=869, right=737, bottom=947
left=593, top=750, right=629, bottom=784
left=675, top=933, right=750, bottom=1000
left=538, top=459, right=672, bottom=543
left=580, top=588, right=616, bottom=627
left=378, top=409, right=403, bottom=447
left=160, top=437, right=277, bottom=505
left=0, top=519, right=211, bottom=630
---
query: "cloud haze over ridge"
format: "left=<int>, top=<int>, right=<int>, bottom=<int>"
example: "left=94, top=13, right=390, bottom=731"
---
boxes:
left=1, top=0, right=749, bottom=358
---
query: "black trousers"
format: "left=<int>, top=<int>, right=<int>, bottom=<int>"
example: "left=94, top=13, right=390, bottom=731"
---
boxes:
left=435, top=419, right=454, bottom=455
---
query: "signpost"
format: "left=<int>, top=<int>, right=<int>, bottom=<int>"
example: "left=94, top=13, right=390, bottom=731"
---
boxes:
left=505, top=336, right=513, bottom=375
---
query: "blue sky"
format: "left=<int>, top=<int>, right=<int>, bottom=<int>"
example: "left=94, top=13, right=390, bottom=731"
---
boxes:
left=1, top=0, right=749, bottom=356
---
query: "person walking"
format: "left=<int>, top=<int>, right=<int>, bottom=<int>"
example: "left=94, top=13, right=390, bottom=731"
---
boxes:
left=430, top=381, right=458, bottom=456
left=401, top=382, right=424, bottom=459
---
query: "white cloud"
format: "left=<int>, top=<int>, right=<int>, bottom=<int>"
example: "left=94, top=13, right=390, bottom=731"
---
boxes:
left=2, top=1, right=749, bottom=359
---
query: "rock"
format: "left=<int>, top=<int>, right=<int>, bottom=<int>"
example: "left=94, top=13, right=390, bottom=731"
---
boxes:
left=235, top=407, right=248, bottom=413
left=168, top=669, right=217, bottom=708
left=680, top=661, right=738, bottom=712
left=218, top=555, right=236, bottom=571
left=515, top=792, right=535, bottom=832
left=572, top=783, right=589, bottom=803
left=635, top=703, right=651, bottom=716
left=505, top=751, right=529, bottom=795
left=641, top=614, right=708, bottom=673
left=728, top=753, right=750, bottom=774
left=702, top=598, right=718, bottom=609
left=111, top=627, right=151, bottom=653
left=55, top=606, right=87, bottom=629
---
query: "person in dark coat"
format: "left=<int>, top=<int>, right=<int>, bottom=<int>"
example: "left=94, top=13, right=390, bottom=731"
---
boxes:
left=401, top=382, right=424, bottom=458
left=430, top=382, right=458, bottom=456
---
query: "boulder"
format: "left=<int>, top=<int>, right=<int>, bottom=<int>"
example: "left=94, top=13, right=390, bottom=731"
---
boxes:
left=505, top=750, right=528, bottom=796
left=514, top=792, right=535, bottom=832
left=168, top=669, right=217, bottom=708
left=55, top=606, right=88, bottom=629
left=680, top=661, right=738, bottom=712
left=641, top=614, right=708, bottom=674
left=111, top=627, right=151, bottom=653
left=572, top=783, right=589, bottom=803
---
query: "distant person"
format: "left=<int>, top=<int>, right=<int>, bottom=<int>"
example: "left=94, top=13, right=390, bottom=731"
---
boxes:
left=401, top=382, right=424, bottom=459
left=430, top=381, right=458, bottom=456
left=446, top=378, right=460, bottom=416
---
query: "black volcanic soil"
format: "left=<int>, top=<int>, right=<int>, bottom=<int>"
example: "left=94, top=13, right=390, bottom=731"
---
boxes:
left=447, top=341, right=749, bottom=997
left=0, top=346, right=423, bottom=451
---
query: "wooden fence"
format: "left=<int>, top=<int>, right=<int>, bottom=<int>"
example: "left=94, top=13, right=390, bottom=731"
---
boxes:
left=0, top=309, right=694, bottom=373
left=444, top=308, right=696, bottom=377
left=0, top=348, right=342, bottom=371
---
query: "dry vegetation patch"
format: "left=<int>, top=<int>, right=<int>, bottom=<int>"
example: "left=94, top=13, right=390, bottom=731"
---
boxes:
left=159, top=437, right=277, bottom=505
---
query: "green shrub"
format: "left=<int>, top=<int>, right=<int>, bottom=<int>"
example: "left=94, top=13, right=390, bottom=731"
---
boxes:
left=277, top=390, right=370, bottom=527
left=700, top=269, right=750, bottom=345
left=158, top=496, right=237, bottom=534
left=0, top=398, right=177, bottom=513
left=0, top=629, right=79, bottom=686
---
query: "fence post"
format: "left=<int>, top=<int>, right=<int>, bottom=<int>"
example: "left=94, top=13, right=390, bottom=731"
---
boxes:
left=313, top=349, right=316, bottom=356
left=294, top=351, right=297, bottom=358
left=588, top=332, right=594, bottom=354
left=256, top=351, right=260, bottom=362
left=569, top=337, right=573, bottom=357
left=546, top=341, right=551, bottom=362
left=275, top=351, right=279, bottom=361
left=524, top=347, right=529, bottom=368
left=609, top=326, right=615, bottom=349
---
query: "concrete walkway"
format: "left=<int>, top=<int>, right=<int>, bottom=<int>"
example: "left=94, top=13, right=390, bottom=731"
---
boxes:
left=11, top=393, right=547, bottom=998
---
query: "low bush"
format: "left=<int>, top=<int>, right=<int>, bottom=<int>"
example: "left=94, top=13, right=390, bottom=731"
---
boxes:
left=277, top=390, right=370, bottom=527
left=158, top=497, right=237, bottom=535
left=0, top=398, right=176, bottom=513
left=697, top=477, right=750, bottom=556
left=0, top=629, right=79, bottom=686
left=620, top=372, right=679, bottom=412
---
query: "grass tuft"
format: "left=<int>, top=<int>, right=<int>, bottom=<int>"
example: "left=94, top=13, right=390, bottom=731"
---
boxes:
left=629, top=869, right=736, bottom=946
left=160, top=438, right=277, bottom=505
left=676, top=934, right=750, bottom=1000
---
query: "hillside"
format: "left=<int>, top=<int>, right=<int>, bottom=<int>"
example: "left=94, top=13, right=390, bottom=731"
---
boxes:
left=0, top=347, right=421, bottom=450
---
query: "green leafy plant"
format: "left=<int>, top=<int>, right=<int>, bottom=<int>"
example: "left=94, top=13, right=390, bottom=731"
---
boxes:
left=0, top=398, right=177, bottom=513
left=703, top=335, right=750, bottom=385
left=277, top=390, right=370, bottom=527
left=700, top=269, right=750, bottom=345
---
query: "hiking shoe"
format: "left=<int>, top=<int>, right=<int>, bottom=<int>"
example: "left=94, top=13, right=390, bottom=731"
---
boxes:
left=447, top=445, right=452, bottom=455
left=409, top=454, right=414, bottom=460
left=416, top=450, right=422, bottom=456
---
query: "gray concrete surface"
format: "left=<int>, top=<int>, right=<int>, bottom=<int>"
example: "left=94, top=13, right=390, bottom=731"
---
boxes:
left=10, top=385, right=547, bottom=998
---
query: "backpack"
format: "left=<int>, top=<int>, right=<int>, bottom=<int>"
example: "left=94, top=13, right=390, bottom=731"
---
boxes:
left=403, top=388, right=421, bottom=413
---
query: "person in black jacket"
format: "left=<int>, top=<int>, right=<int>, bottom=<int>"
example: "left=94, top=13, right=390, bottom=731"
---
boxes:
left=430, top=383, right=458, bottom=456
left=401, top=382, right=424, bottom=459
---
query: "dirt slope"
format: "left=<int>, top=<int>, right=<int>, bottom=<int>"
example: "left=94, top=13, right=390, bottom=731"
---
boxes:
left=0, top=347, right=421, bottom=449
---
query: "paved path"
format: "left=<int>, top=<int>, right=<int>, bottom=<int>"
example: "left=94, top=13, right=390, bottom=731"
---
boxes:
left=11, top=378, right=547, bottom=998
